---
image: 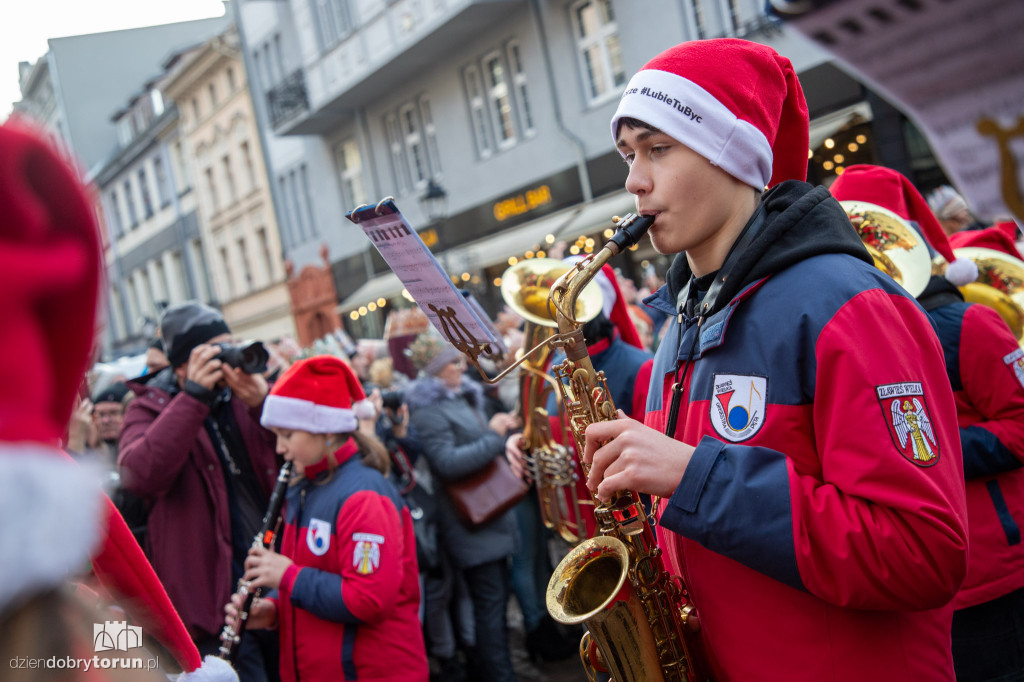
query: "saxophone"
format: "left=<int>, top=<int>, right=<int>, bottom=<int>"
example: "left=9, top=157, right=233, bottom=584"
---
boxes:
left=544, top=213, right=714, bottom=682
left=501, top=258, right=603, bottom=545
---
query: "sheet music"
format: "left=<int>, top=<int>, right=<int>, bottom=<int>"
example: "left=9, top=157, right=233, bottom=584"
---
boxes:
left=347, top=200, right=505, bottom=354
left=776, top=0, right=1024, bottom=222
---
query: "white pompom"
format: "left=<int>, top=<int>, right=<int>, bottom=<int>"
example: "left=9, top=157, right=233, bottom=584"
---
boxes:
left=173, top=656, right=239, bottom=682
left=945, top=257, right=979, bottom=286
left=353, top=399, right=377, bottom=420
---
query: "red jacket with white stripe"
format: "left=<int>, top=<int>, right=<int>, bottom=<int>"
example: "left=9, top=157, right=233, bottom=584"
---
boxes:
left=643, top=183, right=967, bottom=681
left=921, top=277, right=1024, bottom=609
left=268, top=440, right=427, bottom=682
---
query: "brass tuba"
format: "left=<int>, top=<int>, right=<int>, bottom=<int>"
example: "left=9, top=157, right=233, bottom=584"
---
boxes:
left=952, top=246, right=1024, bottom=344
left=500, top=258, right=603, bottom=544
left=840, top=200, right=932, bottom=297
left=544, top=215, right=714, bottom=682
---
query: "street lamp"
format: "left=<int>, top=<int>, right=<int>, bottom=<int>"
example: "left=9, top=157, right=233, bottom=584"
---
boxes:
left=420, top=178, right=448, bottom=223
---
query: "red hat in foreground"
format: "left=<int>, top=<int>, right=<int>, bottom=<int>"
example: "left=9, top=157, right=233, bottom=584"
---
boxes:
left=611, top=38, right=809, bottom=189
left=829, top=164, right=979, bottom=286
left=0, top=119, right=234, bottom=680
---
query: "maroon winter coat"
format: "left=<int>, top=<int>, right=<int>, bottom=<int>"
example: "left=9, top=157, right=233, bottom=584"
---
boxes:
left=120, top=371, right=279, bottom=638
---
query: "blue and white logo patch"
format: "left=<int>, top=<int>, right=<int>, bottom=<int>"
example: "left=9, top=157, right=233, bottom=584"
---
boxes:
left=307, top=518, right=331, bottom=556
left=710, top=374, right=767, bottom=442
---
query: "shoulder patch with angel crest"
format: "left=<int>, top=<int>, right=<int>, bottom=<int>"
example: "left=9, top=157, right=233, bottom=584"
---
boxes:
left=876, top=382, right=940, bottom=467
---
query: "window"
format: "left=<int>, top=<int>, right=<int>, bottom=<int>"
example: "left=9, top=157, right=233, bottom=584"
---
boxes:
left=151, top=90, right=165, bottom=117
left=123, top=180, right=139, bottom=228
left=727, top=0, right=742, bottom=31
left=192, top=97, right=201, bottom=123
left=256, top=227, right=274, bottom=284
left=138, top=168, right=153, bottom=219
left=153, top=156, right=170, bottom=208
left=205, top=167, right=219, bottom=212
left=572, top=0, right=626, bottom=102
left=419, top=98, right=442, bottom=175
left=240, top=142, right=258, bottom=192
left=691, top=0, right=707, bottom=39
left=153, top=259, right=169, bottom=306
left=107, top=189, right=123, bottom=237
left=298, top=165, right=317, bottom=237
left=400, top=105, right=428, bottom=185
left=171, top=250, right=188, bottom=301
left=464, top=66, right=492, bottom=159
left=314, top=0, right=349, bottom=48
left=507, top=42, right=535, bottom=135
left=219, top=246, right=235, bottom=299
left=222, top=154, right=238, bottom=203
left=237, top=237, right=254, bottom=290
left=336, top=138, right=368, bottom=210
left=227, top=67, right=237, bottom=92
left=277, top=176, right=295, bottom=247
left=383, top=114, right=411, bottom=193
left=117, top=118, right=133, bottom=147
left=209, top=82, right=218, bottom=109
left=190, top=239, right=211, bottom=302
left=483, top=53, right=516, bottom=147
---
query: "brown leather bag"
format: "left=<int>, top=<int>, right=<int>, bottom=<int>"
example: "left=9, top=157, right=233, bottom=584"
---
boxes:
left=444, top=456, right=528, bottom=528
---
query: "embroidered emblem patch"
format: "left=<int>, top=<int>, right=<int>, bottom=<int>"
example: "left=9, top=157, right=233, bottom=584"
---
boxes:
left=710, top=374, right=767, bottom=442
left=877, top=382, right=940, bottom=466
left=352, top=532, right=384, bottom=575
left=306, top=518, right=331, bottom=556
left=1004, top=348, right=1024, bottom=391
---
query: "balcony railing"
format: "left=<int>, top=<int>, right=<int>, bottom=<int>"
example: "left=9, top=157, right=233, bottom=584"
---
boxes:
left=267, top=69, right=309, bottom=129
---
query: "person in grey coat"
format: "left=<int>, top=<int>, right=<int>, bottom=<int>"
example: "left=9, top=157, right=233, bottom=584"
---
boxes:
left=404, top=333, right=521, bottom=682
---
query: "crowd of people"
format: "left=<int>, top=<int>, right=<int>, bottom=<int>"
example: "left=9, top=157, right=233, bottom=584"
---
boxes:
left=4, top=33, right=1024, bottom=682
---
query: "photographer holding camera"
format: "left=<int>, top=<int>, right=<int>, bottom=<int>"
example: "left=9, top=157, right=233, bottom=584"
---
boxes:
left=119, top=301, right=281, bottom=681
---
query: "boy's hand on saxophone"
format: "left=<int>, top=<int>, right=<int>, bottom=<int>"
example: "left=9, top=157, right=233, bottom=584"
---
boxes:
left=583, top=410, right=693, bottom=503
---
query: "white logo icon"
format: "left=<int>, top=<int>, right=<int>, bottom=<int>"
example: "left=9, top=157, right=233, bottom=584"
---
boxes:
left=94, top=621, right=143, bottom=652
left=307, top=518, right=332, bottom=556
left=710, top=374, right=767, bottom=442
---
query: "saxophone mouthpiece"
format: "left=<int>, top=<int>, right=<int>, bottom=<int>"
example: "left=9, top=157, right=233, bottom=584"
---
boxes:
left=607, top=213, right=654, bottom=253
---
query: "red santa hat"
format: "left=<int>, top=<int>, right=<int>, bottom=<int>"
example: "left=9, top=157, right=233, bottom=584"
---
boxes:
left=949, top=221, right=1024, bottom=260
left=0, top=119, right=234, bottom=681
left=563, top=257, right=643, bottom=349
left=611, top=38, right=809, bottom=189
left=261, top=355, right=376, bottom=434
left=829, top=164, right=979, bottom=286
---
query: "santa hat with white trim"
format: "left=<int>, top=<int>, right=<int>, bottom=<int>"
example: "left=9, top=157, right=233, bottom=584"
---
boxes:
left=261, top=355, right=376, bottom=434
left=611, top=38, right=809, bottom=189
left=829, top=164, right=979, bottom=286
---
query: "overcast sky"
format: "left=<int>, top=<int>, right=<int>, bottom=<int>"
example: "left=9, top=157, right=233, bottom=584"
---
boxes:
left=1, top=0, right=227, bottom=121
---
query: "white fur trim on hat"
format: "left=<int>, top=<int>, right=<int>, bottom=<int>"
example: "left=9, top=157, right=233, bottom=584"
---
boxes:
left=261, top=395, right=360, bottom=434
left=945, top=257, right=980, bottom=286
left=611, top=68, right=773, bottom=190
left=173, top=655, right=239, bottom=681
left=0, top=446, right=104, bottom=612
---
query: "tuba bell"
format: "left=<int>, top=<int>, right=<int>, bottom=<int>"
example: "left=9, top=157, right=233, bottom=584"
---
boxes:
left=840, top=200, right=932, bottom=298
left=952, top=246, right=1024, bottom=344
left=500, top=258, right=603, bottom=544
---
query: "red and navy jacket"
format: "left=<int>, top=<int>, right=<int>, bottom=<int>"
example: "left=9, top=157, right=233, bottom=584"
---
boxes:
left=920, top=276, right=1024, bottom=609
left=643, top=182, right=968, bottom=681
left=268, top=440, right=427, bottom=682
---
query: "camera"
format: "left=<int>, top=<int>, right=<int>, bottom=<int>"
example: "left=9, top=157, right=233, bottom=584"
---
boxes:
left=214, top=341, right=269, bottom=374
left=381, top=390, right=404, bottom=411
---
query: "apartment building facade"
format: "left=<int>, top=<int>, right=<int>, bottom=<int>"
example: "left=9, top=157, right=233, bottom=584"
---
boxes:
left=162, top=28, right=296, bottom=343
left=94, top=85, right=213, bottom=355
left=235, top=0, right=922, bottom=339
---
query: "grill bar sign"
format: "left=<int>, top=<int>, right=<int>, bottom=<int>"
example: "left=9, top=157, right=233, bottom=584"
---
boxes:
left=493, top=184, right=552, bottom=222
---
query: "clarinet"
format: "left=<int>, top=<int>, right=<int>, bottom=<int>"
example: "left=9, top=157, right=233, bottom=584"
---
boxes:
left=218, top=461, right=293, bottom=663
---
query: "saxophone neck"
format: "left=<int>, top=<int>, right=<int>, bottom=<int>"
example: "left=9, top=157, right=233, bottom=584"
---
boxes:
left=552, top=247, right=614, bottom=363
